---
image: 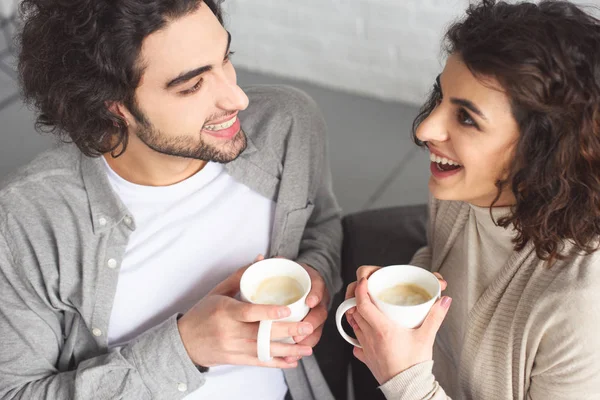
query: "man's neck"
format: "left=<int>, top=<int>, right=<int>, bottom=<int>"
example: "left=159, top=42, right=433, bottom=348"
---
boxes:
left=103, top=137, right=207, bottom=187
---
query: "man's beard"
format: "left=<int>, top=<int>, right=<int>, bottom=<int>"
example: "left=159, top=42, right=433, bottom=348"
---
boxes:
left=128, top=100, right=247, bottom=163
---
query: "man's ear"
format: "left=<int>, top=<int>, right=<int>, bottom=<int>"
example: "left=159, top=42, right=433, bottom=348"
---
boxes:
left=106, top=101, right=130, bottom=127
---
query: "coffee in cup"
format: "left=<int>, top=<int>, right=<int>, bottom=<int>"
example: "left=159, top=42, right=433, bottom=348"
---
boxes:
left=377, top=283, right=432, bottom=306
left=251, top=276, right=305, bottom=306
left=336, top=265, right=441, bottom=348
left=240, top=259, right=311, bottom=362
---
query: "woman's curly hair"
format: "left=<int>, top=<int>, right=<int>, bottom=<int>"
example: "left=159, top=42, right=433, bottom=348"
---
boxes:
left=413, top=0, right=600, bottom=262
left=18, top=0, right=223, bottom=157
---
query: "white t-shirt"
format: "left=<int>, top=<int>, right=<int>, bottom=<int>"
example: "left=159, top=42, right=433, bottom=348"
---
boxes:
left=103, top=159, right=287, bottom=400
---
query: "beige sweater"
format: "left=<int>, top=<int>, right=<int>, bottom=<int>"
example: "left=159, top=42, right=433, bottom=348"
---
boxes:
left=380, top=198, right=600, bottom=400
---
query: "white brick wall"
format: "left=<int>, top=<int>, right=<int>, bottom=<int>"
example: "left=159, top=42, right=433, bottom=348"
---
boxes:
left=223, top=0, right=600, bottom=105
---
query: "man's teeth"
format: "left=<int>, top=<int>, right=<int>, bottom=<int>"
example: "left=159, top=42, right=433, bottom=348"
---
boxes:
left=204, top=116, right=237, bottom=131
left=429, top=153, right=462, bottom=166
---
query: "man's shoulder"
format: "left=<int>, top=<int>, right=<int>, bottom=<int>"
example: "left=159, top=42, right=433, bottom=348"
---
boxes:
left=239, top=85, right=326, bottom=163
left=241, top=85, right=324, bottom=143
left=0, top=145, right=83, bottom=212
left=243, top=84, right=319, bottom=114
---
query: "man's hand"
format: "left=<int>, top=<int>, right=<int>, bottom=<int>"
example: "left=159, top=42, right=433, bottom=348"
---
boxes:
left=177, top=260, right=314, bottom=369
left=284, top=263, right=330, bottom=364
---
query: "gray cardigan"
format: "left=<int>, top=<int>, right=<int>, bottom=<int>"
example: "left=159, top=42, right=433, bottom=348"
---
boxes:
left=0, top=85, right=342, bottom=400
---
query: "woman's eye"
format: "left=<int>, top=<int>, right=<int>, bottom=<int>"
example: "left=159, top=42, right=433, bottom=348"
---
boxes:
left=458, top=108, right=476, bottom=127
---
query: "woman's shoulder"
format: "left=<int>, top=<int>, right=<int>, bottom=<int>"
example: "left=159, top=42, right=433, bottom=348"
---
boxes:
left=547, top=248, right=600, bottom=294
left=531, top=249, right=600, bottom=324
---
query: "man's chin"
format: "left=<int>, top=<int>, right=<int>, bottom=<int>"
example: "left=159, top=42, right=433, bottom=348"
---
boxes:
left=203, top=129, right=248, bottom=163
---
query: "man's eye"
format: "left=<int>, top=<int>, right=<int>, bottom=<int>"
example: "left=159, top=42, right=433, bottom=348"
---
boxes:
left=224, top=51, right=235, bottom=64
left=180, top=79, right=203, bottom=95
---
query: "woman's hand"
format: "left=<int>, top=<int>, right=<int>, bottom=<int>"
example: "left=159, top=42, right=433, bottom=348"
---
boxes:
left=344, top=266, right=451, bottom=385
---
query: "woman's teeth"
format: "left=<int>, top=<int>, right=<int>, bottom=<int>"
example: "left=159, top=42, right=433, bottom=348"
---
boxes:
left=429, top=152, right=462, bottom=167
left=204, top=116, right=237, bottom=131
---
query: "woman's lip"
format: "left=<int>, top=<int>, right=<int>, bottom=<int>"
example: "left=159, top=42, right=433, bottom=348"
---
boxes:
left=430, top=161, right=463, bottom=179
left=428, top=146, right=461, bottom=165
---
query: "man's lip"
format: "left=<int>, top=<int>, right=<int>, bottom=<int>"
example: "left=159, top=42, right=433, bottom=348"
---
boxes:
left=428, top=146, right=461, bottom=165
left=204, top=112, right=238, bottom=127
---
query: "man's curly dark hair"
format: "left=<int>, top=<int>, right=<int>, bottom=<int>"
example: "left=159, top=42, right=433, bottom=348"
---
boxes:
left=413, top=0, right=600, bottom=262
left=17, top=0, right=223, bottom=157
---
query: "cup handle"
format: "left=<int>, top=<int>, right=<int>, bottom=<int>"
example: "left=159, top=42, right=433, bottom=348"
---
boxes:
left=257, top=320, right=273, bottom=362
left=335, top=298, right=362, bottom=348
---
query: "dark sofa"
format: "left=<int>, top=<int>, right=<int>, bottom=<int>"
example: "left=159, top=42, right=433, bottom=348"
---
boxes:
left=314, top=204, right=428, bottom=400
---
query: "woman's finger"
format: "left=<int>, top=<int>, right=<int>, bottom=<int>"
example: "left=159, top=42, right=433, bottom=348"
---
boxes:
left=355, top=278, right=385, bottom=327
left=356, top=265, right=382, bottom=281
left=353, top=346, right=367, bottom=364
left=433, top=272, right=448, bottom=291
left=420, top=296, right=452, bottom=341
left=345, top=281, right=357, bottom=301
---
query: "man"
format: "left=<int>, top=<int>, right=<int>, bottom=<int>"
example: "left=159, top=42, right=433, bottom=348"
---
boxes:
left=0, top=1, right=342, bottom=399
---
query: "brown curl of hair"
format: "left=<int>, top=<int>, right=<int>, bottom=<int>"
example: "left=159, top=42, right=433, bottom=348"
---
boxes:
left=413, top=0, right=600, bottom=262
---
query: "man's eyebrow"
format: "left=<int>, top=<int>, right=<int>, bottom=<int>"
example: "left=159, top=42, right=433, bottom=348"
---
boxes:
left=164, top=31, right=232, bottom=89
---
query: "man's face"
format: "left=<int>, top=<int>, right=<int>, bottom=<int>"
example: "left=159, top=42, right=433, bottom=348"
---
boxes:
left=125, top=3, right=249, bottom=163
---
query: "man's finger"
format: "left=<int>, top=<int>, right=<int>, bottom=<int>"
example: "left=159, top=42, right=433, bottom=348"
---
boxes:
left=293, top=304, right=326, bottom=342
left=302, top=303, right=327, bottom=329
left=238, top=340, right=313, bottom=359
left=227, top=299, right=291, bottom=322
left=233, top=355, right=299, bottom=369
left=270, top=321, right=314, bottom=339
left=208, top=267, right=248, bottom=297
left=303, top=265, right=327, bottom=308
left=294, top=325, right=323, bottom=348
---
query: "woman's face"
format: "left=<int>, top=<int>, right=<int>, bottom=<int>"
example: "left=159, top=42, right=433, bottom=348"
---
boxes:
left=415, top=54, right=520, bottom=207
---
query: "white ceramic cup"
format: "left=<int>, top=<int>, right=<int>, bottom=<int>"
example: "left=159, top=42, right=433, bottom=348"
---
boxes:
left=336, top=265, right=441, bottom=347
left=240, top=259, right=311, bottom=362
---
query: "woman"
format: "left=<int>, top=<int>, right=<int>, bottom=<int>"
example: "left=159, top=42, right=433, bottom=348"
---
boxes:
left=345, top=1, right=600, bottom=399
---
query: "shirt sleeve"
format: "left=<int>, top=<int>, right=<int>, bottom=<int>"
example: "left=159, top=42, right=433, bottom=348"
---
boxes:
left=380, top=361, right=452, bottom=400
left=0, top=233, right=206, bottom=400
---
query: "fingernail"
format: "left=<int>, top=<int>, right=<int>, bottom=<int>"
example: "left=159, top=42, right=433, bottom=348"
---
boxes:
left=301, top=348, right=313, bottom=356
left=278, top=307, right=291, bottom=318
left=297, top=356, right=302, bottom=360
left=441, top=296, right=452, bottom=309
left=308, top=295, right=319, bottom=306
